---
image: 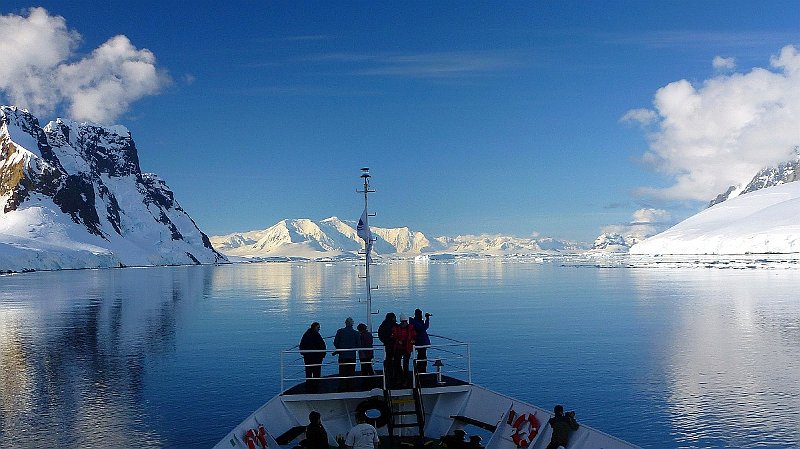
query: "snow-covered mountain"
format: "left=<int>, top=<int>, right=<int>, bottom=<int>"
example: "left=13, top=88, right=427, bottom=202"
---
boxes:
left=211, top=217, right=362, bottom=259
left=210, top=219, right=584, bottom=260
left=591, top=233, right=639, bottom=253
left=591, top=224, right=662, bottom=253
left=630, top=181, right=800, bottom=255
left=0, top=106, right=225, bottom=273
left=430, top=235, right=535, bottom=254
left=595, top=154, right=800, bottom=254
left=211, top=218, right=432, bottom=260
left=708, top=151, right=799, bottom=207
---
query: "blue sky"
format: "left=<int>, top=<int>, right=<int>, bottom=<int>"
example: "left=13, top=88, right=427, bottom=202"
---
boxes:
left=1, top=1, right=799, bottom=242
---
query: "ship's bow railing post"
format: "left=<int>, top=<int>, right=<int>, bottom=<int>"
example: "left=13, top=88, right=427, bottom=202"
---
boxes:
left=412, top=335, right=471, bottom=387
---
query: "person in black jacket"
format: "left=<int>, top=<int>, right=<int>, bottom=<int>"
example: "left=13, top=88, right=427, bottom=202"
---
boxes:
left=546, top=405, right=579, bottom=449
left=377, top=313, right=397, bottom=385
left=300, top=322, right=326, bottom=392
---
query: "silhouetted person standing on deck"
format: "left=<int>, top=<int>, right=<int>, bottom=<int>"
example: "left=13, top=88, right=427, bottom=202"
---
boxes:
left=357, top=323, right=375, bottom=378
left=334, top=317, right=360, bottom=390
left=545, top=405, right=579, bottom=449
left=299, top=322, right=326, bottom=392
left=377, top=312, right=397, bottom=384
left=409, top=308, right=431, bottom=374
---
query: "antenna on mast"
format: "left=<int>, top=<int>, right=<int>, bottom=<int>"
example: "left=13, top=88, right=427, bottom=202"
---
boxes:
left=357, top=167, right=377, bottom=331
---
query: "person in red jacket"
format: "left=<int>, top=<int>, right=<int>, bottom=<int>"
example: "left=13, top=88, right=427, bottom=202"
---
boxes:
left=391, top=313, right=416, bottom=387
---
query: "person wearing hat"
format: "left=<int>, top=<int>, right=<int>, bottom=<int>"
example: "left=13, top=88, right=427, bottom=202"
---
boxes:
left=334, top=317, right=360, bottom=391
left=391, top=313, right=416, bottom=387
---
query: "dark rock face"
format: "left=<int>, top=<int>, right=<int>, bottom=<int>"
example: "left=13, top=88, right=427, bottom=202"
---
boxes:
left=740, top=157, right=799, bottom=195
left=707, top=185, right=738, bottom=208
left=52, top=174, right=105, bottom=237
left=139, top=174, right=184, bottom=241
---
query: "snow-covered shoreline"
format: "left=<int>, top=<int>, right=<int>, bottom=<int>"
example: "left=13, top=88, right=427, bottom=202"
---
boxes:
left=630, top=182, right=800, bottom=255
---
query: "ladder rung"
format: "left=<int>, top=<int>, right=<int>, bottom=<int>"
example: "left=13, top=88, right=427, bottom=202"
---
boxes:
left=393, top=423, right=419, bottom=428
left=393, top=411, right=417, bottom=416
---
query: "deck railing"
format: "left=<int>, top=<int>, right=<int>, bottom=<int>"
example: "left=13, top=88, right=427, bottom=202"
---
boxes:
left=412, top=334, right=472, bottom=387
left=280, top=334, right=471, bottom=392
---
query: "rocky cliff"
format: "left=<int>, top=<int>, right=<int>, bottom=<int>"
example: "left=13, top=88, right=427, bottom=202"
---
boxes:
left=0, top=106, right=225, bottom=272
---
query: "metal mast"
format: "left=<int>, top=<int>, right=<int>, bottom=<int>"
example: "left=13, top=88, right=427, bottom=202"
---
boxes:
left=358, top=167, right=376, bottom=331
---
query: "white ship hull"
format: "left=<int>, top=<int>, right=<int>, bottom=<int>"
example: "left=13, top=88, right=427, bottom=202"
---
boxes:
left=214, top=379, right=640, bottom=449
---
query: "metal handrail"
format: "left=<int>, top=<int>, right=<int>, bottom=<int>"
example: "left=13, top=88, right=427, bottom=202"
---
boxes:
left=280, top=336, right=471, bottom=390
left=281, top=346, right=387, bottom=391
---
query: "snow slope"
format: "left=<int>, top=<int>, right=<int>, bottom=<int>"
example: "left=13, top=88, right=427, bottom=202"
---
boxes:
left=630, top=182, right=800, bottom=255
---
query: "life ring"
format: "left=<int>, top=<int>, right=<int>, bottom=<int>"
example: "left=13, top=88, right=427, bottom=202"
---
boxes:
left=508, top=411, right=539, bottom=448
left=355, top=398, right=390, bottom=428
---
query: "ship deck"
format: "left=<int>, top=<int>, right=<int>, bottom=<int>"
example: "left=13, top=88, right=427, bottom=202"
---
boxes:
left=282, top=370, right=470, bottom=397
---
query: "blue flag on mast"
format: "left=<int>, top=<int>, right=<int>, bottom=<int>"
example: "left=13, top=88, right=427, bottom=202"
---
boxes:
left=357, top=207, right=372, bottom=262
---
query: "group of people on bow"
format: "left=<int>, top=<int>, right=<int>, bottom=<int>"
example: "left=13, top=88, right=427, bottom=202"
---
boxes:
left=377, top=308, right=431, bottom=388
left=298, top=308, right=432, bottom=391
left=299, top=318, right=375, bottom=392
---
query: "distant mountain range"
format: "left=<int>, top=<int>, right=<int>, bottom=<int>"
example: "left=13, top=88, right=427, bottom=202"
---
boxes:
left=209, top=218, right=586, bottom=260
left=0, top=106, right=225, bottom=273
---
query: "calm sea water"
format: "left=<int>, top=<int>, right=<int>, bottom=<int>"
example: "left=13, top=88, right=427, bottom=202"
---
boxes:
left=1, top=260, right=799, bottom=449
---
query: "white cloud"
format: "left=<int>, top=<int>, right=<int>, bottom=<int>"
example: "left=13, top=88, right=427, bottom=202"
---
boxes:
left=0, top=8, right=169, bottom=123
left=601, top=208, right=673, bottom=240
left=712, top=56, right=736, bottom=70
left=627, top=45, right=800, bottom=202
left=620, top=108, right=657, bottom=125
left=631, top=208, right=671, bottom=224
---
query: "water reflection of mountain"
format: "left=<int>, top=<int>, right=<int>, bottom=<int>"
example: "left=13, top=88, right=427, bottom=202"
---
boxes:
left=0, top=267, right=211, bottom=447
left=209, top=263, right=359, bottom=310
left=630, top=269, right=800, bottom=448
left=206, top=261, right=433, bottom=309
left=0, top=260, right=439, bottom=447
